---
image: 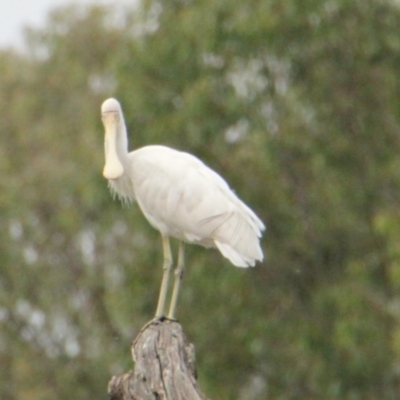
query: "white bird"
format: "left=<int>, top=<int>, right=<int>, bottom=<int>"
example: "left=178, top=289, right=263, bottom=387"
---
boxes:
left=101, top=98, right=265, bottom=319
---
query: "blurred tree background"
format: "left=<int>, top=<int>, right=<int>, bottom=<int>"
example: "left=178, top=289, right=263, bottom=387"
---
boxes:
left=1, top=0, right=400, bottom=399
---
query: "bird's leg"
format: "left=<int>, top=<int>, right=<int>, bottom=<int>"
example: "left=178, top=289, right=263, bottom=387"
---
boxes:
left=155, top=235, right=173, bottom=319
left=168, top=241, right=185, bottom=320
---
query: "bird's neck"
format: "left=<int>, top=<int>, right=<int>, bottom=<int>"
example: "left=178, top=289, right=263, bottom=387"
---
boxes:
left=115, top=119, right=129, bottom=167
left=108, top=119, right=136, bottom=203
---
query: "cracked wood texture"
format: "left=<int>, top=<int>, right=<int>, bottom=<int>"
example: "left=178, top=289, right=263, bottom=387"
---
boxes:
left=108, top=319, right=210, bottom=400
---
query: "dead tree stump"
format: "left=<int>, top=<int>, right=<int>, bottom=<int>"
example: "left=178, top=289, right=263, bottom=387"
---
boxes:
left=108, top=319, right=210, bottom=400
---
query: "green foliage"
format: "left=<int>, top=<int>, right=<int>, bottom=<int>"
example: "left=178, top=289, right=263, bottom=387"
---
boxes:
left=1, top=1, right=400, bottom=399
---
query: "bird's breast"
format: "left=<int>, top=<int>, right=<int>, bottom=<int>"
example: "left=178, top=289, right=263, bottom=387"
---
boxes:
left=108, top=173, right=136, bottom=204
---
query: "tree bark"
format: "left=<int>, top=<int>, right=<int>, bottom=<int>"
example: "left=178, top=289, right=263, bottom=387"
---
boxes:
left=108, top=319, right=210, bottom=400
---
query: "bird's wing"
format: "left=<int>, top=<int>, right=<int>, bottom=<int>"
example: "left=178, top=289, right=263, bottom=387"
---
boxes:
left=129, top=146, right=265, bottom=267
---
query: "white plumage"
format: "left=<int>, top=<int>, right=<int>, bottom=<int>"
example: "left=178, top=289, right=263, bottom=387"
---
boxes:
left=101, top=98, right=265, bottom=319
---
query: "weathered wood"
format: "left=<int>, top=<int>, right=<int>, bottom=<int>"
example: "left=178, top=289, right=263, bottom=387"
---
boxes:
left=108, top=319, right=210, bottom=400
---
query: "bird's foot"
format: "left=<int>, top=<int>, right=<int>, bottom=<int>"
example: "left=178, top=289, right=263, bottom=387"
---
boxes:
left=155, top=315, right=179, bottom=323
left=139, top=314, right=180, bottom=336
left=166, top=314, right=178, bottom=322
left=139, top=315, right=177, bottom=332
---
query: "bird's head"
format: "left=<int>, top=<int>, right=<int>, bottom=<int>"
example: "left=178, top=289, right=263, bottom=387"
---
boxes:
left=101, top=98, right=122, bottom=129
left=101, top=98, right=124, bottom=180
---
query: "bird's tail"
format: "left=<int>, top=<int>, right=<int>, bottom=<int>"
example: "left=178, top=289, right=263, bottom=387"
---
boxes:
left=210, top=210, right=264, bottom=267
